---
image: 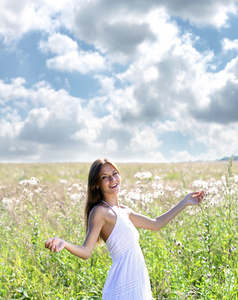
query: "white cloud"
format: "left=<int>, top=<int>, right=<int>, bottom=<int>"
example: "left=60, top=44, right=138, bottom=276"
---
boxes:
left=161, top=0, right=237, bottom=27
left=0, top=77, right=28, bottom=101
left=46, top=50, right=106, bottom=73
left=106, top=139, right=118, bottom=152
left=127, top=128, right=163, bottom=154
left=39, top=33, right=78, bottom=54
left=0, top=0, right=237, bottom=46
left=39, top=33, right=107, bottom=73
left=0, top=0, right=64, bottom=44
left=170, top=150, right=196, bottom=162
left=222, top=38, right=238, bottom=52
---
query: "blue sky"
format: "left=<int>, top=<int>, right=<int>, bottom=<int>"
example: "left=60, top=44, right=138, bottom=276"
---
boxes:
left=0, top=0, right=238, bottom=163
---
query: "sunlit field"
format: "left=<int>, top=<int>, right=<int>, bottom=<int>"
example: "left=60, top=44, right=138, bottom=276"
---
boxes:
left=1, top=160, right=238, bottom=299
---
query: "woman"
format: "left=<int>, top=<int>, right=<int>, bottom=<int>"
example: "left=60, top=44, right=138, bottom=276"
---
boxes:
left=45, top=158, right=204, bottom=299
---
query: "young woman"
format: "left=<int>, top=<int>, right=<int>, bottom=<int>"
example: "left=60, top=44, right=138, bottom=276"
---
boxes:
left=45, top=158, right=204, bottom=299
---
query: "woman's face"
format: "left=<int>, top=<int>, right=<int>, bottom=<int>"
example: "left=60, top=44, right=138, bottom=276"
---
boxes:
left=97, top=163, right=121, bottom=197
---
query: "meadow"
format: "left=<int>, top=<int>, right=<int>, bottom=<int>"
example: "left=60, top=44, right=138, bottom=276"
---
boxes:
left=0, top=159, right=238, bottom=299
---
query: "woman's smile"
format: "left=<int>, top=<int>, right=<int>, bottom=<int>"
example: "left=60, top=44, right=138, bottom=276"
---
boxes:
left=98, top=163, right=121, bottom=197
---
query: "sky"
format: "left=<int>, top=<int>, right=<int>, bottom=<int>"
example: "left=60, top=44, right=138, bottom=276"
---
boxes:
left=0, top=0, right=238, bottom=163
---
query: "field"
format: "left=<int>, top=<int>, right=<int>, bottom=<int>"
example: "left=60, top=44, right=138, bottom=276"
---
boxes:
left=0, top=160, right=238, bottom=299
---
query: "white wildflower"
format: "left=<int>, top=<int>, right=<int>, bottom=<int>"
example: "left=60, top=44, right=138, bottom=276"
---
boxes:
left=30, top=177, right=38, bottom=185
left=119, top=189, right=127, bottom=196
left=2, top=197, right=14, bottom=209
left=142, top=192, right=153, bottom=203
left=152, top=182, right=164, bottom=190
left=134, top=172, right=152, bottom=180
left=233, top=175, right=238, bottom=183
left=70, top=193, right=81, bottom=201
left=19, top=177, right=38, bottom=186
left=127, top=192, right=141, bottom=202
left=165, top=185, right=175, bottom=192
left=175, top=190, right=182, bottom=198
left=154, top=190, right=164, bottom=198
left=59, top=179, right=69, bottom=184
left=192, top=180, right=208, bottom=189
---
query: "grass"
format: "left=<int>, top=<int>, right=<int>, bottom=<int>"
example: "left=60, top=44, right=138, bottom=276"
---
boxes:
left=0, top=160, right=238, bottom=299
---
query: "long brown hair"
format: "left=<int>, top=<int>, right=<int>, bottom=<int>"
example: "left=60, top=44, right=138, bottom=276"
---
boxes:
left=84, top=158, right=120, bottom=237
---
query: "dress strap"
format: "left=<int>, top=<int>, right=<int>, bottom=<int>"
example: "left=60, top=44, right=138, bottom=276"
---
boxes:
left=101, top=200, right=117, bottom=215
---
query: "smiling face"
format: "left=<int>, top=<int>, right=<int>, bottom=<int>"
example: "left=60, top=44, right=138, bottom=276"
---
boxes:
left=97, top=163, right=121, bottom=200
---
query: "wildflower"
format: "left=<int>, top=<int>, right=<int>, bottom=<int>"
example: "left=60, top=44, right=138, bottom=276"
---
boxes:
left=134, top=172, right=152, bottom=180
left=30, top=177, right=38, bottom=185
left=141, top=192, right=153, bottom=203
left=154, top=190, right=164, bottom=198
left=73, top=183, right=80, bottom=188
left=165, top=185, right=175, bottom=192
left=2, top=198, right=14, bottom=210
left=176, top=241, right=181, bottom=247
left=70, top=193, right=81, bottom=201
left=59, top=179, right=68, bottom=184
left=119, top=189, right=127, bottom=196
left=152, top=182, right=164, bottom=190
left=193, top=179, right=208, bottom=189
left=175, top=190, right=182, bottom=198
left=127, top=191, right=141, bottom=202
left=19, top=177, right=38, bottom=186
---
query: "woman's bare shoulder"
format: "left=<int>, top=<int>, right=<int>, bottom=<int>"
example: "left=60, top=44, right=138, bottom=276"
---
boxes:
left=89, top=203, right=110, bottom=219
left=119, top=204, right=133, bottom=214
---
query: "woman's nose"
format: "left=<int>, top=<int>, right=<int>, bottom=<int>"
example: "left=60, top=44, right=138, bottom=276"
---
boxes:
left=109, top=175, right=114, bottom=181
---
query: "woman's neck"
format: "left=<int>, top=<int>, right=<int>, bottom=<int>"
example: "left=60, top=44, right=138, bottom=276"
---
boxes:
left=102, top=195, right=119, bottom=207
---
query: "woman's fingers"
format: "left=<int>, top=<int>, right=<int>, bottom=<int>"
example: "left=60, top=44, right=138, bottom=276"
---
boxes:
left=45, top=237, right=58, bottom=252
left=45, top=238, right=53, bottom=248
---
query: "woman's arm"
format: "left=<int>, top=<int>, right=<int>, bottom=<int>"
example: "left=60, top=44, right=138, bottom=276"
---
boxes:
left=129, top=190, right=204, bottom=231
left=45, top=206, right=106, bottom=260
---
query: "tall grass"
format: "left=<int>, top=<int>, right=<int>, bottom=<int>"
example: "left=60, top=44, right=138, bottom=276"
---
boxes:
left=0, top=161, right=237, bottom=299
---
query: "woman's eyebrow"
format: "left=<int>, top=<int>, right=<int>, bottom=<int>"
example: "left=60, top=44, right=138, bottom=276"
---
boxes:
left=100, top=169, right=117, bottom=176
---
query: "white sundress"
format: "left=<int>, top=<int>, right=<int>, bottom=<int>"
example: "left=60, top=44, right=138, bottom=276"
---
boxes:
left=101, top=200, right=153, bottom=300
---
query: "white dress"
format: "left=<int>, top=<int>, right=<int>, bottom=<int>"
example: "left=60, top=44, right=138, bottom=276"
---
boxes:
left=101, top=201, right=153, bottom=300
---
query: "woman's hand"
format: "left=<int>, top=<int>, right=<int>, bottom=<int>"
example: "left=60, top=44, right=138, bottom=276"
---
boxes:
left=45, top=237, right=66, bottom=252
left=184, top=190, right=205, bottom=206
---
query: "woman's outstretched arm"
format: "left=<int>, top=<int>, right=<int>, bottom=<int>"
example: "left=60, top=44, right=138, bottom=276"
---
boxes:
left=45, top=205, right=106, bottom=260
left=129, top=190, right=205, bottom=231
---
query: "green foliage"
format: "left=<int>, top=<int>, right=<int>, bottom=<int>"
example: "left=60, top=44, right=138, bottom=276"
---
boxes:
left=0, top=161, right=238, bottom=299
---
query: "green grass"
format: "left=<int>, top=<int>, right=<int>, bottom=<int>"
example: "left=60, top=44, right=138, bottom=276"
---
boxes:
left=0, top=160, right=238, bottom=299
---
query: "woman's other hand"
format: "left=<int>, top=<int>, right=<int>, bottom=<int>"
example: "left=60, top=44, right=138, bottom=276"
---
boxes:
left=45, top=237, right=66, bottom=252
left=184, top=190, right=205, bottom=206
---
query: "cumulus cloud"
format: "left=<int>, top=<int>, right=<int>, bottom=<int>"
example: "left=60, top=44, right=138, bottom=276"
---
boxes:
left=222, top=38, right=238, bottom=52
left=73, top=0, right=238, bottom=62
left=159, top=0, right=238, bottom=27
left=191, top=79, right=238, bottom=124
left=74, top=6, right=156, bottom=62
left=39, top=33, right=107, bottom=73
left=0, top=0, right=237, bottom=46
left=0, top=0, right=68, bottom=43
